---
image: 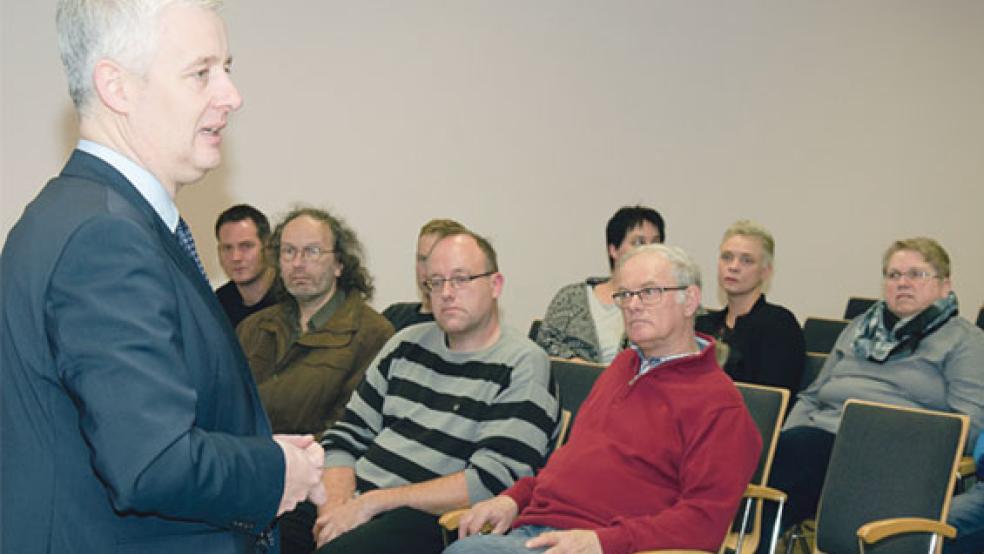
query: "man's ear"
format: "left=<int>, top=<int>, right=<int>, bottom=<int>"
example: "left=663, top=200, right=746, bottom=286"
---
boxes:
left=683, top=284, right=701, bottom=317
left=92, top=59, right=134, bottom=114
left=490, top=272, right=505, bottom=300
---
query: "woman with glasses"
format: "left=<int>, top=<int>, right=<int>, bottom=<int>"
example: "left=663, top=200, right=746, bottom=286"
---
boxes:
left=534, top=205, right=665, bottom=364
left=757, top=237, right=984, bottom=554
left=696, top=220, right=805, bottom=392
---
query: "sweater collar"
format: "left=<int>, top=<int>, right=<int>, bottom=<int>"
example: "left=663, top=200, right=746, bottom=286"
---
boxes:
left=630, top=335, right=711, bottom=378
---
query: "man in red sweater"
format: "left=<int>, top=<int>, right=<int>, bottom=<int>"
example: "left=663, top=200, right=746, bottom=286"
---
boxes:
left=445, top=244, right=762, bottom=554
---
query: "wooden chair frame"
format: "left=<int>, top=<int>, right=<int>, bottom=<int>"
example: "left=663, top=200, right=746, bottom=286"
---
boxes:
left=814, top=400, right=968, bottom=554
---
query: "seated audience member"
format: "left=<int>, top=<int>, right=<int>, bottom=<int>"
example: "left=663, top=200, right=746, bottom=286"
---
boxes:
left=447, top=244, right=762, bottom=554
left=214, top=203, right=280, bottom=327
left=696, top=220, right=805, bottom=392
left=758, top=237, right=984, bottom=554
left=946, top=433, right=984, bottom=554
left=237, top=208, right=394, bottom=554
left=383, top=218, right=468, bottom=331
left=536, top=205, right=665, bottom=363
left=314, top=230, right=559, bottom=554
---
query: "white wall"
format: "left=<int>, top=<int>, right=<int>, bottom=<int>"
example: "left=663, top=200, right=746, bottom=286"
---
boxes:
left=3, top=1, right=982, bottom=331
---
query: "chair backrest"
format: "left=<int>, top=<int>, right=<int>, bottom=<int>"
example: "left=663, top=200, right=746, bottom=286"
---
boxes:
left=549, top=357, right=605, bottom=439
left=976, top=306, right=983, bottom=330
left=735, top=383, right=789, bottom=486
left=800, top=352, right=828, bottom=392
left=528, top=319, right=543, bottom=341
left=725, top=383, right=789, bottom=554
left=844, top=297, right=878, bottom=320
left=814, top=400, right=968, bottom=554
left=803, top=317, right=849, bottom=354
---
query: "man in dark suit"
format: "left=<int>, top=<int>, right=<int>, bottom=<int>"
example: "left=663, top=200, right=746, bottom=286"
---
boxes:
left=0, top=2, right=325, bottom=553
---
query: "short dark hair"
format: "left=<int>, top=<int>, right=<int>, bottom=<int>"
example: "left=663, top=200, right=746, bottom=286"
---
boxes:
left=605, top=205, right=666, bottom=268
left=214, top=204, right=271, bottom=241
left=270, top=207, right=375, bottom=299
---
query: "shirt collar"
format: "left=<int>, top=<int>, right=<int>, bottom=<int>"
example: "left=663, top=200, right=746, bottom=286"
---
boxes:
left=284, top=288, right=348, bottom=340
left=76, top=140, right=180, bottom=231
left=308, top=289, right=347, bottom=332
left=631, top=336, right=710, bottom=377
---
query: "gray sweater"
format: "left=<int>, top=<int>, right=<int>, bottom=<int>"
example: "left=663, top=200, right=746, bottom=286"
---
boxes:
left=786, top=315, right=984, bottom=445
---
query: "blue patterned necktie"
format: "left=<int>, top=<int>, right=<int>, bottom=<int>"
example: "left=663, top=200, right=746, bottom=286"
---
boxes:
left=175, top=217, right=208, bottom=281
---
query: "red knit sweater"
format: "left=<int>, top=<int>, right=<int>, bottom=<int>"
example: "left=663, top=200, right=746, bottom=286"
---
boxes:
left=504, top=340, right=762, bottom=554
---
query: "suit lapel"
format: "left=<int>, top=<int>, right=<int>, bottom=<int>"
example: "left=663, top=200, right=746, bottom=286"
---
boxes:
left=59, top=152, right=266, bottom=392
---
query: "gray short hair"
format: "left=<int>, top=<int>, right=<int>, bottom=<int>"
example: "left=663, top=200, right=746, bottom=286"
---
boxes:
left=56, top=0, right=223, bottom=113
left=615, top=244, right=702, bottom=303
left=882, top=237, right=951, bottom=279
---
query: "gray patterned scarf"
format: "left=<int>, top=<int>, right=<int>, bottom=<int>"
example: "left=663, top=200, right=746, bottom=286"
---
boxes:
left=852, top=292, right=959, bottom=362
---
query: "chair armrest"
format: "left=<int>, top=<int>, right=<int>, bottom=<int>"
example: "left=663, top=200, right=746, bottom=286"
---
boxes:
left=438, top=508, right=468, bottom=531
left=745, top=484, right=788, bottom=503
left=958, top=455, right=976, bottom=478
left=857, top=517, right=956, bottom=544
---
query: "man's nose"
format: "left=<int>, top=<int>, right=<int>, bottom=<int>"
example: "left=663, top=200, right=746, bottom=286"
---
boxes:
left=438, top=281, right=456, bottom=297
left=215, top=70, right=243, bottom=112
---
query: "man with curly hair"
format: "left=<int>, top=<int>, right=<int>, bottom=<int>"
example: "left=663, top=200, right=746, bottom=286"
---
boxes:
left=237, top=207, right=395, bottom=554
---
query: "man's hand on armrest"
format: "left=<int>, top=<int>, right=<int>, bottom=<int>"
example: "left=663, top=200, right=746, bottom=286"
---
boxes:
left=458, top=495, right=519, bottom=539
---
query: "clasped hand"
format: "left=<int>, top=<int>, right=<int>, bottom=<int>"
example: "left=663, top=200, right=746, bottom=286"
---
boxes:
left=274, top=434, right=326, bottom=516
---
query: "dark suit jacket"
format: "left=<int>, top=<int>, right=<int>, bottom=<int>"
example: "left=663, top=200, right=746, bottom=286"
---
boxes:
left=1, top=150, right=285, bottom=553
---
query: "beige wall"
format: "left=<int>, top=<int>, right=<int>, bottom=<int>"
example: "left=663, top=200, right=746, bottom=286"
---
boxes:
left=2, top=1, right=982, bottom=330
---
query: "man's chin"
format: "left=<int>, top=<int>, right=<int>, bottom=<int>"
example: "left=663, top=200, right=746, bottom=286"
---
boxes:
left=436, top=317, right=466, bottom=335
left=233, top=272, right=262, bottom=286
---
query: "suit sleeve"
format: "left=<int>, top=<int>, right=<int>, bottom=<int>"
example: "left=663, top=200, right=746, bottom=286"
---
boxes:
left=47, top=216, right=282, bottom=530
left=594, top=405, right=762, bottom=554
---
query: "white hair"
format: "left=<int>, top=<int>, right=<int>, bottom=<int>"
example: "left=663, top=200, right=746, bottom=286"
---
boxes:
left=615, top=244, right=702, bottom=304
left=56, top=0, right=224, bottom=113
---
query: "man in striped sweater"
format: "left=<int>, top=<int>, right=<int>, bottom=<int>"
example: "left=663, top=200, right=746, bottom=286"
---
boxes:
left=313, top=230, right=559, bottom=554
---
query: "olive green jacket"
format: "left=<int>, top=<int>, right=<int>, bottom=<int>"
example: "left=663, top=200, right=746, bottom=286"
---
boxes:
left=237, top=293, right=394, bottom=435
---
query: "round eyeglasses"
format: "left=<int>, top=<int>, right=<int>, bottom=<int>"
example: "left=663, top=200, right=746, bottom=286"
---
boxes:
left=279, top=245, right=334, bottom=262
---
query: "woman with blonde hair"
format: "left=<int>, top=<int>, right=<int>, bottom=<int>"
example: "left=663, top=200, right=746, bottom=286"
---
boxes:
left=696, top=220, right=805, bottom=392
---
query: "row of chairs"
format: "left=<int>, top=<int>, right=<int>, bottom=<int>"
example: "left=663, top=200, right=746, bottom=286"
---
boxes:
left=801, top=295, right=876, bottom=355
left=805, top=297, right=984, bottom=357
left=443, top=357, right=969, bottom=554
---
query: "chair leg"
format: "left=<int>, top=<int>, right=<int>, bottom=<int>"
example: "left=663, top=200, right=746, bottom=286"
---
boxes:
left=783, top=525, right=797, bottom=554
left=735, top=497, right=754, bottom=554
left=784, top=521, right=803, bottom=554
left=767, top=501, right=785, bottom=554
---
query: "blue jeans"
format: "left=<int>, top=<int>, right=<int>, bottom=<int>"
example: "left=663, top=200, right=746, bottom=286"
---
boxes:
left=443, top=525, right=558, bottom=554
left=945, top=481, right=984, bottom=554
